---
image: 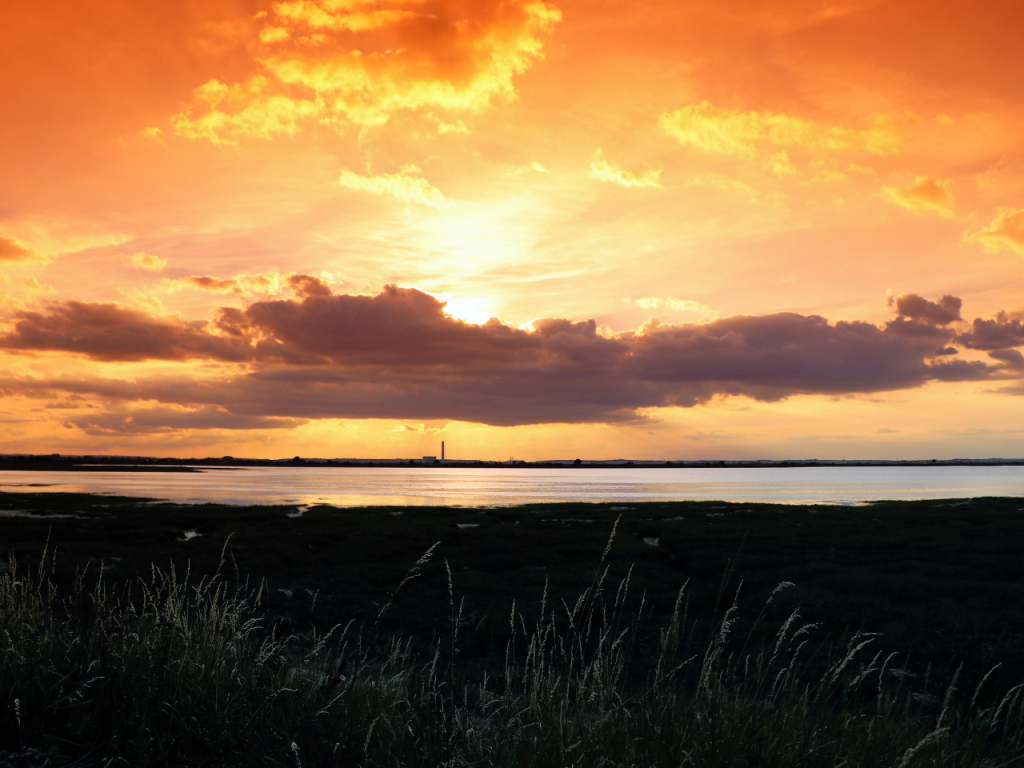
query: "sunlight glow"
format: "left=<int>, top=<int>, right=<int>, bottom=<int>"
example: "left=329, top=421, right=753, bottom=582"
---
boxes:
left=440, top=292, right=497, bottom=326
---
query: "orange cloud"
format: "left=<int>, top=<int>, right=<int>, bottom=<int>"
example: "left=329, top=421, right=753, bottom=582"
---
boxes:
left=0, top=236, right=44, bottom=263
left=338, top=167, right=450, bottom=207
left=589, top=150, right=662, bottom=188
left=882, top=177, right=955, bottom=217
left=0, top=219, right=130, bottom=259
left=163, top=272, right=293, bottom=297
left=659, top=101, right=898, bottom=160
left=126, top=252, right=168, bottom=271
left=173, top=0, right=561, bottom=144
left=968, top=208, right=1024, bottom=256
left=185, top=276, right=242, bottom=293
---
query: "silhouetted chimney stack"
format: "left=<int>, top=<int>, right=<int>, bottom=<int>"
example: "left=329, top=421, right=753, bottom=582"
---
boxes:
left=442, top=441, right=445, bottom=461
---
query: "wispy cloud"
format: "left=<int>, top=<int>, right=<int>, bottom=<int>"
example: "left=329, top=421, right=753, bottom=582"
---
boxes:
left=162, top=271, right=293, bottom=297
left=590, top=150, right=662, bottom=188
left=660, top=101, right=898, bottom=160
left=967, top=208, right=1024, bottom=256
left=635, top=297, right=709, bottom=312
left=125, top=252, right=168, bottom=271
left=882, top=177, right=955, bottom=217
left=20, top=277, right=54, bottom=293
left=338, top=168, right=450, bottom=208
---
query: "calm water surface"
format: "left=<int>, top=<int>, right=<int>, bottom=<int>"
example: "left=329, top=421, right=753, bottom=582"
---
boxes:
left=2, top=465, right=1024, bottom=506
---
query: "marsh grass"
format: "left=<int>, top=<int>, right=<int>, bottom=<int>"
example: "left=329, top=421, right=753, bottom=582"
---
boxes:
left=2, top=531, right=1023, bottom=767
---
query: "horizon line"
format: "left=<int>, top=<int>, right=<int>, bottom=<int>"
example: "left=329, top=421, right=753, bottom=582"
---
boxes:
left=4, top=453, right=1024, bottom=466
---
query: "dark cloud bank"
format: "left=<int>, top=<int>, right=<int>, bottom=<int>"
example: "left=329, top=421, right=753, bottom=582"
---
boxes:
left=1, top=280, right=1019, bottom=431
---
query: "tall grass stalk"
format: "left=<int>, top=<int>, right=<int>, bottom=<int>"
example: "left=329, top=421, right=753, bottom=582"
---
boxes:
left=1, top=543, right=1022, bottom=767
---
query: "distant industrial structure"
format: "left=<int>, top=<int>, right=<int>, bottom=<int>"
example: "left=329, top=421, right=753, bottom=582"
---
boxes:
left=420, top=441, right=446, bottom=465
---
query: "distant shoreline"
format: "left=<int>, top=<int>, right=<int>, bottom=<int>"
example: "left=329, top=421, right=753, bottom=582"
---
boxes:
left=4, top=454, right=1024, bottom=471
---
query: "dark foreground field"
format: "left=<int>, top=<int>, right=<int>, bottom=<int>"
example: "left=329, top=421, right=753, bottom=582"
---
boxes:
left=1, top=491, right=1023, bottom=766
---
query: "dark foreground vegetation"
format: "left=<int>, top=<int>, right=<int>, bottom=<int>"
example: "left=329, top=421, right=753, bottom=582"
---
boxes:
left=1, top=491, right=1023, bottom=765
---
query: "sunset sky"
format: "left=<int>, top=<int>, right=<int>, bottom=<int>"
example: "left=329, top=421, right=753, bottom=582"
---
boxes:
left=2, top=0, right=1024, bottom=460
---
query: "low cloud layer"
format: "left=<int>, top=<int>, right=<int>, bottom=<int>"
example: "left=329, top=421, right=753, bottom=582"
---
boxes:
left=0, top=285, right=1011, bottom=430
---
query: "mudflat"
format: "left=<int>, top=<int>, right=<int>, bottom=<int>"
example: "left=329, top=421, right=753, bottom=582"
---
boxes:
left=1, top=490, right=1021, bottom=685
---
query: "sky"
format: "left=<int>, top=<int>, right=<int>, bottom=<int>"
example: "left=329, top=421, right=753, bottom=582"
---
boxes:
left=2, top=0, right=1024, bottom=461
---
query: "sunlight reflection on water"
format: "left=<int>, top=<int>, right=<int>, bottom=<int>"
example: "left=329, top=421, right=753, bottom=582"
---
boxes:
left=2, top=465, right=1024, bottom=506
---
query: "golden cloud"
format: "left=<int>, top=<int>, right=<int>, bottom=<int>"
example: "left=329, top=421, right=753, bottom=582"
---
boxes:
left=126, top=252, right=168, bottom=271
left=21, top=278, right=54, bottom=293
left=968, top=208, right=1024, bottom=256
left=119, top=288, right=167, bottom=315
left=882, top=177, right=955, bottom=217
left=338, top=167, right=450, bottom=207
left=770, top=151, right=797, bottom=176
left=173, top=76, right=325, bottom=145
left=659, top=101, right=898, bottom=161
left=589, top=150, right=662, bottom=188
left=173, top=0, right=561, bottom=144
